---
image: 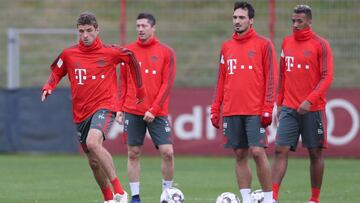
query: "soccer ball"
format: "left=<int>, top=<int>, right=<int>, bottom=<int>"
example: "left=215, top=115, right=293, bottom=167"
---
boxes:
left=250, top=189, right=264, bottom=203
left=160, top=187, right=185, bottom=203
left=215, top=192, right=241, bottom=203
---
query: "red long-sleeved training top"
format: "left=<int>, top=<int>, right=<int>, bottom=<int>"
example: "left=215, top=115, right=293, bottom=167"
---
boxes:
left=211, top=28, right=278, bottom=116
left=42, top=37, right=143, bottom=123
left=120, top=36, right=176, bottom=116
left=277, top=28, right=334, bottom=111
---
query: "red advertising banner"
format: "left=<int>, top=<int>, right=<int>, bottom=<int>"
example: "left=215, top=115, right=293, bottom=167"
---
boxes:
left=104, top=88, right=360, bottom=157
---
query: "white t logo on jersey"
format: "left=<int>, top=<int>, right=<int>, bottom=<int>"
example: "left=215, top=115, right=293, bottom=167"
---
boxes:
left=227, top=59, right=237, bottom=75
left=285, top=56, right=294, bottom=72
left=75, top=69, right=87, bottom=85
left=227, top=58, right=254, bottom=74
left=285, top=55, right=310, bottom=72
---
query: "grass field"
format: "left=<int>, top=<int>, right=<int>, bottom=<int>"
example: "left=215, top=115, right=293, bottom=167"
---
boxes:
left=0, top=154, right=359, bottom=203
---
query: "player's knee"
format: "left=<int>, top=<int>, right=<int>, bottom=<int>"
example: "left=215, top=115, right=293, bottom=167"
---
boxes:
left=274, top=146, right=290, bottom=158
left=161, top=149, right=174, bottom=162
left=88, top=158, right=100, bottom=170
left=308, top=149, right=322, bottom=160
left=234, top=149, right=248, bottom=161
left=250, top=147, right=266, bottom=159
left=86, top=140, right=100, bottom=152
left=128, top=148, right=141, bottom=161
left=86, top=133, right=103, bottom=153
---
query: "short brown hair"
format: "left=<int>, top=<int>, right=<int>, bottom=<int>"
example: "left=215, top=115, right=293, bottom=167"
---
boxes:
left=137, top=13, right=156, bottom=26
left=77, top=11, right=98, bottom=28
left=234, top=1, right=255, bottom=19
left=294, top=5, right=312, bottom=19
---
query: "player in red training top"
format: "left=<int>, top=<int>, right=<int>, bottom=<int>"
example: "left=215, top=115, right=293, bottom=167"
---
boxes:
left=41, top=12, right=145, bottom=203
left=271, top=5, right=334, bottom=203
left=211, top=2, right=277, bottom=203
left=118, top=13, right=176, bottom=203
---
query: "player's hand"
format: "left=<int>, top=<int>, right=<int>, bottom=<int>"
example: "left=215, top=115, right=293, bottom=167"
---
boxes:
left=116, top=112, right=124, bottom=124
left=136, top=87, right=145, bottom=104
left=41, top=89, right=52, bottom=102
left=297, top=100, right=311, bottom=115
left=143, top=111, right=155, bottom=123
left=210, top=113, right=220, bottom=129
left=260, top=111, right=272, bottom=128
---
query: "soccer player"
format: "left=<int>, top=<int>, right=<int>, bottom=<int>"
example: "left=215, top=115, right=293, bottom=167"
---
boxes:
left=210, top=2, right=277, bottom=203
left=271, top=5, right=334, bottom=203
left=41, top=12, right=145, bottom=203
left=118, top=13, right=176, bottom=203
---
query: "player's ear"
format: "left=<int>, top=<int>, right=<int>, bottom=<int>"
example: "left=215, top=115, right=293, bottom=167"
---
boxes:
left=249, top=18, right=254, bottom=26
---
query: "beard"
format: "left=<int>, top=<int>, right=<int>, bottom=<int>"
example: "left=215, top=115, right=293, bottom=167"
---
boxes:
left=234, top=27, right=246, bottom=34
left=234, top=24, right=251, bottom=34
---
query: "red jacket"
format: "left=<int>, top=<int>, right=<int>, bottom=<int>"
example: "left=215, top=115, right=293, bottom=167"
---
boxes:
left=42, top=37, right=144, bottom=123
left=211, top=28, right=278, bottom=116
left=277, top=28, right=334, bottom=111
left=120, top=36, right=176, bottom=116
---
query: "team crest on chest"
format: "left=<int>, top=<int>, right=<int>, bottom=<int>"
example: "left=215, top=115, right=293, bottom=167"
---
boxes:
left=96, top=58, right=106, bottom=67
left=303, top=50, right=312, bottom=58
left=247, top=50, right=256, bottom=58
left=151, top=55, right=158, bottom=62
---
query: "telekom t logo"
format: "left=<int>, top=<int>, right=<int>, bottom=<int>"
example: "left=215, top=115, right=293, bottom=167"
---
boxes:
left=285, top=56, right=310, bottom=72
left=285, top=56, right=294, bottom=72
left=75, top=69, right=86, bottom=85
left=227, top=59, right=237, bottom=75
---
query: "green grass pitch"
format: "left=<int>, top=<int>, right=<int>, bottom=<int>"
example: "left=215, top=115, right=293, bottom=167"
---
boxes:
left=0, top=154, right=358, bottom=203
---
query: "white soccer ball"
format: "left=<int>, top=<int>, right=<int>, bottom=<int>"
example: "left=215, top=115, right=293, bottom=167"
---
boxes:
left=160, top=187, right=185, bottom=203
left=250, top=189, right=264, bottom=203
left=215, top=192, right=241, bottom=203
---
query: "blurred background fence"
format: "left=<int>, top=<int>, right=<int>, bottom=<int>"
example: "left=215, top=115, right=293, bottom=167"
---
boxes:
left=1, top=0, right=359, bottom=88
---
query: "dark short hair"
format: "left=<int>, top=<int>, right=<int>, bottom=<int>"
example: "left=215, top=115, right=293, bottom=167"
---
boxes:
left=77, top=11, right=98, bottom=28
left=234, top=1, right=255, bottom=19
left=294, top=4, right=312, bottom=19
left=137, top=13, right=156, bottom=26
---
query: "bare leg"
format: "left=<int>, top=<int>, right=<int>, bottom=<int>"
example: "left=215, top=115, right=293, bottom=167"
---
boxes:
left=234, top=148, right=251, bottom=189
left=271, top=145, right=291, bottom=201
left=159, top=144, right=174, bottom=181
left=308, top=148, right=324, bottom=188
left=234, top=148, right=252, bottom=203
left=86, top=153, right=109, bottom=188
left=86, top=153, right=113, bottom=201
left=272, top=146, right=291, bottom=185
left=127, top=145, right=141, bottom=183
left=86, top=129, right=118, bottom=180
left=250, top=146, right=272, bottom=191
left=308, top=148, right=324, bottom=202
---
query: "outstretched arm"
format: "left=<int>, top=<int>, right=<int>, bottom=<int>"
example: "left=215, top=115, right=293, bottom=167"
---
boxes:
left=41, top=54, right=67, bottom=101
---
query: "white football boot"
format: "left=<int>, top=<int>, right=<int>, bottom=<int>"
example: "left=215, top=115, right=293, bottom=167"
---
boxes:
left=113, top=191, right=128, bottom=203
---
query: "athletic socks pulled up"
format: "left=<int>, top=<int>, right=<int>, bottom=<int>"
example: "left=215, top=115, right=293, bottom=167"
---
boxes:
left=101, top=185, right=113, bottom=201
left=111, top=177, right=125, bottom=195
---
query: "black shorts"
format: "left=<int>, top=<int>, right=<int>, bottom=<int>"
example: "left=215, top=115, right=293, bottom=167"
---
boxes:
left=76, top=109, right=116, bottom=152
left=275, top=106, right=327, bottom=151
left=123, top=112, right=172, bottom=148
left=223, top=115, right=268, bottom=149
